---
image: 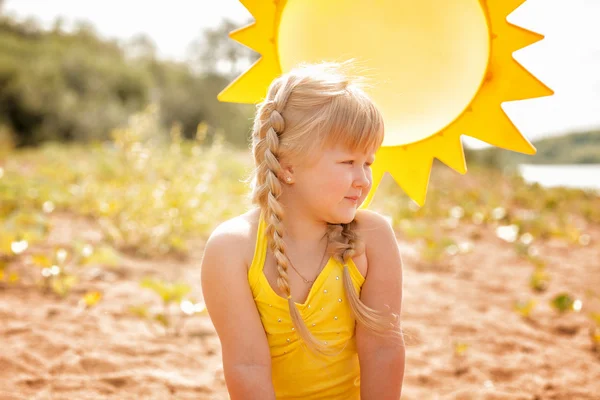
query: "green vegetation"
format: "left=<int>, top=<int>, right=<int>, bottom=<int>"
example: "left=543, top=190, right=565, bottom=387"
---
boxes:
left=373, top=161, right=600, bottom=245
left=129, top=277, right=207, bottom=337
left=0, top=15, right=255, bottom=149
left=466, top=129, right=600, bottom=168
left=0, top=106, right=251, bottom=259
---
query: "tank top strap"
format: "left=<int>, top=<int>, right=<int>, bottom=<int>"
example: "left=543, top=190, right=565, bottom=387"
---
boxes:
left=248, top=209, right=267, bottom=293
left=248, top=209, right=366, bottom=295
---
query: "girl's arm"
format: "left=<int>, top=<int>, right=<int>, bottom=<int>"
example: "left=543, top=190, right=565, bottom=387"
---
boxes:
left=201, top=222, right=276, bottom=400
left=355, top=210, right=406, bottom=400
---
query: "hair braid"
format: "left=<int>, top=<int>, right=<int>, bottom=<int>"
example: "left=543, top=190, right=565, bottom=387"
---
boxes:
left=327, top=222, right=404, bottom=343
left=252, top=77, right=339, bottom=356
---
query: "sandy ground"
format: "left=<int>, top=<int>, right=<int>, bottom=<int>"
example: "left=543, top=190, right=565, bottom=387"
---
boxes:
left=1, top=211, right=599, bottom=400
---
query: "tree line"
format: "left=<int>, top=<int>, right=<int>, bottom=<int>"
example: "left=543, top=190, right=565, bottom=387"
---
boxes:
left=0, top=13, right=258, bottom=148
left=464, top=129, right=600, bottom=168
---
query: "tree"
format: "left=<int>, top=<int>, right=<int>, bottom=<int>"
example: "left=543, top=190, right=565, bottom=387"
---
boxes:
left=0, top=15, right=255, bottom=148
left=124, top=33, right=157, bottom=60
left=186, top=18, right=259, bottom=77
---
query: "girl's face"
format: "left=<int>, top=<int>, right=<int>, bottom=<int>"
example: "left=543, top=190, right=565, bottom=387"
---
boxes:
left=287, top=144, right=376, bottom=224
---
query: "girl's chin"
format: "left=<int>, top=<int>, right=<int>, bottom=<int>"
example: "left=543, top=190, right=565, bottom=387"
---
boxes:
left=322, top=203, right=357, bottom=224
left=333, top=208, right=357, bottom=224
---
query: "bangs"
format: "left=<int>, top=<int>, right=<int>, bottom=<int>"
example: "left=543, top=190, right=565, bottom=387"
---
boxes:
left=318, top=89, right=384, bottom=156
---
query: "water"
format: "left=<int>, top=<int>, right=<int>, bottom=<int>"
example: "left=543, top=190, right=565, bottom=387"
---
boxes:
left=517, top=164, right=600, bottom=192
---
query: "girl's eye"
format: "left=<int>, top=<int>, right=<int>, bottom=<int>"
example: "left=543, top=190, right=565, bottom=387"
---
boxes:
left=344, top=161, right=372, bottom=166
left=343, top=160, right=373, bottom=166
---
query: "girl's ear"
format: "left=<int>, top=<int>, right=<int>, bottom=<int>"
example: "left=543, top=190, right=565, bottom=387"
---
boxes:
left=278, top=160, right=295, bottom=182
left=283, top=167, right=295, bottom=183
left=280, top=160, right=294, bottom=176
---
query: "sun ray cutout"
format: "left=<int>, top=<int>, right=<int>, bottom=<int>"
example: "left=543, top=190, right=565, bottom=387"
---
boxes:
left=218, top=0, right=554, bottom=208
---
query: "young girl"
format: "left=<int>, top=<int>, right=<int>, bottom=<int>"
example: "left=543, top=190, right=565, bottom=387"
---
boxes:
left=201, top=61, right=405, bottom=399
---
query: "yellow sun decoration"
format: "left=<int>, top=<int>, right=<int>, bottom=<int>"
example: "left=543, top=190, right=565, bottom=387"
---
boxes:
left=218, top=0, right=554, bottom=207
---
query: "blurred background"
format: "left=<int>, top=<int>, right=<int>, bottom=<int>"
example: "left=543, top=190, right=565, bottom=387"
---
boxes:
left=0, top=1, right=599, bottom=399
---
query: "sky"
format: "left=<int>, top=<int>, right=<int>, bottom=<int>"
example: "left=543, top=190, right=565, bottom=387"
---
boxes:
left=4, top=0, right=600, bottom=148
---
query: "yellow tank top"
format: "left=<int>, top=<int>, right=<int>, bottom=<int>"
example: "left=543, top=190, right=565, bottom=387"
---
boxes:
left=248, top=210, right=366, bottom=399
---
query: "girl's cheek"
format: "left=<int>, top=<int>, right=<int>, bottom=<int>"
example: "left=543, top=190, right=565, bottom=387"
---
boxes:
left=359, top=184, right=370, bottom=204
left=332, top=168, right=351, bottom=184
left=358, top=176, right=373, bottom=203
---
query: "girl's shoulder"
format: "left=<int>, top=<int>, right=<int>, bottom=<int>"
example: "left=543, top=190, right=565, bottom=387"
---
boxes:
left=208, top=208, right=261, bottom=270
left=339, top=209, right=395, bottom=279
left=354, top=209, right=394, bottom=242
left=353, top=209, right=400, bottom=280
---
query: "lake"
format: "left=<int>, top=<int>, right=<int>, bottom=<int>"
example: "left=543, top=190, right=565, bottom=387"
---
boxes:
left=517, top=164, right=600, bottom=192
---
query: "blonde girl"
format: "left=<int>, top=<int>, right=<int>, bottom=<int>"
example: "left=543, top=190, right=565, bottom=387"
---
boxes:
left=201, top=61, right=405, bottom=400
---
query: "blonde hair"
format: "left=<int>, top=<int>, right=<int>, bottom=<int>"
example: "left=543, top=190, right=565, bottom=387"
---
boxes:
left=247, top=61, right=403, bottom=356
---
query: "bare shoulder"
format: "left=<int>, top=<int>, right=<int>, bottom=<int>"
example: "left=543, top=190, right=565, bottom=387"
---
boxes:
left=203, top=208, right=260, bottom=266
left=200, top=208, right=261, bottom=306
left=207, top=208, right=259, bottom=242
left=354, top=209, right=397, bottom=249
left=353, top=209, right=402, bottom=279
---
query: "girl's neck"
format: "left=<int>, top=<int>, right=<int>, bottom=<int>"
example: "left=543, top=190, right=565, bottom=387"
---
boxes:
left=267, top=206, right=329, bottom=247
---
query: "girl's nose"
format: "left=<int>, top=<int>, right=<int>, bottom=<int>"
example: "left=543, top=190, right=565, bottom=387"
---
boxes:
left=354, top=167, right=371, bottom=188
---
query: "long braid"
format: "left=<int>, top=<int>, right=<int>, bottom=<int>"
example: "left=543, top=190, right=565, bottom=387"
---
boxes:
left=327, top=222, right=404, bottom=343
left=252, top=77, right=336, bottom=356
